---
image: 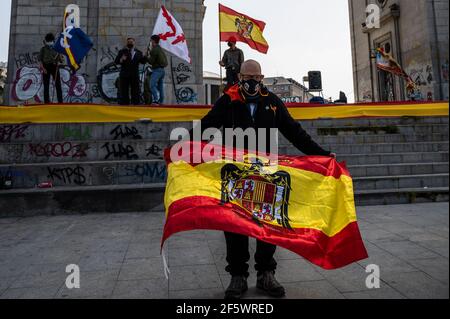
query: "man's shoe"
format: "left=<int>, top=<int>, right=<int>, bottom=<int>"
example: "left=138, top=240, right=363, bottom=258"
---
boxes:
left=225, top=276, right=248, bottom=299
left=257, top=271, right=286, bottom=298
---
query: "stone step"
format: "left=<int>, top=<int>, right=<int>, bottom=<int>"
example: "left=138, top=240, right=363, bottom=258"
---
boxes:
left=1, top=158, right=448, bottom=190
left=0, top=160, right=167, bottom=189
left=315, top=124, right=449, bottom=136
left=355, top=187, right=449, bottom=206
left=305, top=133, right=449, bottom=145
left=348, top=163, right=449, bottom=177
left=339, top=151, right=448, bottom=165
left=0, top=184, right=167, bottom=217
left=300, top=116, right=449, bottom=128
left=353, top=174, right=449, bottom=191
left=0, top=184, right=447, bottom=217
left=281, top=142, right=449, bottom=156
left=2, top=139, right=448, bottom=164
left=1, top=117, right=448, bottom=143
left=0, top=140, right=169, bottom=164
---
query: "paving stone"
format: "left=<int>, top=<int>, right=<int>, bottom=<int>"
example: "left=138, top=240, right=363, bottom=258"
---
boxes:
left=169, top=288, right=224, bottom=299
left=56, top=269, right=119, bottom=299
left=343, top=286, right=406, bottom=299
left=375, top=240, right=441, bottom=260
left=0, top=285, right=61, bottom=299
left=382, top=271, right=449, bottom=299
left=281, top=280, right=345, bottom=299
left=408, top=257, right=449, bottom=284
left=168, top=264, right=222, bottom=291
left=112, top=278, right=169, bottom=299
left=168, top=245, right=215, bottom=267
left=118, top=257, right=166, bottom=281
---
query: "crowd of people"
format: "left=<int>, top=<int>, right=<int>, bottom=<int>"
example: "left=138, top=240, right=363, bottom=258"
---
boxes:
left=38, top=33, right=249, bottom=106
left=39, top=33, right=169, bottom=106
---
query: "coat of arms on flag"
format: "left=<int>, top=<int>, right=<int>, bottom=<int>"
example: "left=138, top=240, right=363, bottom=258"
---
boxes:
left=162, top=142, right=368, bottom=270
left=219, top=4, right=269, bottom=54
left=221, top=162, right=292, bottom=229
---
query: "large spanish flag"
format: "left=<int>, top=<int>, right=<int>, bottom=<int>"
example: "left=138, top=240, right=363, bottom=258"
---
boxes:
left=219, top=4, right=269, bottom=54
left=162, top=142, right=368, bottom=270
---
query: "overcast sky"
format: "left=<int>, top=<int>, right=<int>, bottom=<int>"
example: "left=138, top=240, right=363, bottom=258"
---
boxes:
left=0, top=0, right=354, bottom=101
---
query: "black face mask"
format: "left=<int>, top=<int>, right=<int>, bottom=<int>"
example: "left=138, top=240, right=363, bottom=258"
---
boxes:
left=127, top=44, right=134, bottom=49
left=240, top=79, right=262, bottom=99
left=228, top=42, right=234, bottom=48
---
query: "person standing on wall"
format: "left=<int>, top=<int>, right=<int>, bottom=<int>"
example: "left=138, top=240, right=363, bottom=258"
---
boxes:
left=220, top=37, right=245, bottom=88
left=39, top=33, right=64, bottom=104
left=147, top=35, right=168, bottom=105
left=115, top=37, right=147, bottom=105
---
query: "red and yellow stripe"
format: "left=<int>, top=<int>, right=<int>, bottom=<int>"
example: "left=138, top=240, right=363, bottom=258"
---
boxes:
left=162, top=142, right=368, bottom=270
left=1, top=102, right=447, bottom=124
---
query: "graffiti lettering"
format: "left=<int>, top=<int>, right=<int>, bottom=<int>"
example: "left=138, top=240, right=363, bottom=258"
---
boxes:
left=0, top=125, right=29, bottom=142
left=47, top=166, right=86, bottom=185
left=12, top=66, right=90, bottom=103
left=146, top=144, right=163, bottom=157
left=15, top=52, right=40, bottom=69
left=102, top=142, right=138, bottom=160
left=122, top=163, right=167, bottom=180
left=176, top=87, right=197, bottom=103
left=110, top=125, right=142, bottom=140
left=28, top=142, right=89, bottom=158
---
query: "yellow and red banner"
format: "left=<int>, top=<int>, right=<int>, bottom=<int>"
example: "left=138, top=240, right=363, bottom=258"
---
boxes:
left=219, top=4, right=269, bottom=54
left=162, top=142, right=368, bottom=270
left=0, top=102, right=447, bottom=124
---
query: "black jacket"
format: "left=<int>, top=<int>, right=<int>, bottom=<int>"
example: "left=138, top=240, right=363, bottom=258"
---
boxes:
left=198, top=86, right=331, bottom=156
left=115, top=48, right=147, bottom=78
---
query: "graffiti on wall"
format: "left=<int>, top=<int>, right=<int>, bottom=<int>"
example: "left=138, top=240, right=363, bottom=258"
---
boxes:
left=171, top=58, right=198, bottom=104
left=97, top=61, right=152, bottom=104
left=15, top=52, right=40, bottom=69
left=0, top=125, right=30, bottom=143
left=11, top=65, right=92, bottom=103
left=47, top=166, right=87, bottom=185
left=28, top=142, right=90, bottom=159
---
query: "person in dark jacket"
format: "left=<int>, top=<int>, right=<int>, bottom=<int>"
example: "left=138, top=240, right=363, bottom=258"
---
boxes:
left=198, top=60, right=336, bottom=299
left=220, top=37, right=244, bottom=88
left=115, top=37, right=147, bottom=105
left=147, top=35, right=168, bottom=105
left=39, top=33, right=64, bottom=104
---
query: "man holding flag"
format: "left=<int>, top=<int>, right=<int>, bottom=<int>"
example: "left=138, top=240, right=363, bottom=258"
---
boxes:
left=147, top=35, right=169, bottom=105
left=194, top=60, right=336, bottom=299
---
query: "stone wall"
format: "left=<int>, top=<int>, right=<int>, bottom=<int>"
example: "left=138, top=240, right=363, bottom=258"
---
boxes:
left=5, top=0, right=206, bottom=105
left=348, top=0, right=449, bottom=102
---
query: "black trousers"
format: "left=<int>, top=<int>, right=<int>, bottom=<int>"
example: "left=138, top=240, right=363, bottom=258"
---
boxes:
left=225, top=69, right=239, bottom=87
left=43, top=64, right=63, bottom=104
left=225, top=232, right=277, bottom=278
left=119, top=75, right=140, bottom=105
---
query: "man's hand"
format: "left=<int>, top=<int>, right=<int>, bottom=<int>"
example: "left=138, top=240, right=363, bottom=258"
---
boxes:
left=120, top=54, right=128, bottom=63
left=219, top=61, right=225, bottom=67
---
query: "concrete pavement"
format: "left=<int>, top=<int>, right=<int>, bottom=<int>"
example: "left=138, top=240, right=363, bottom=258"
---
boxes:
left=0, top=202, right=448, bottom=299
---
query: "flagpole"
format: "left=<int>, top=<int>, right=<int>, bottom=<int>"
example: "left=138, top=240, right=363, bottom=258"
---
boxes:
left=218, top=3, right=223, bottom=88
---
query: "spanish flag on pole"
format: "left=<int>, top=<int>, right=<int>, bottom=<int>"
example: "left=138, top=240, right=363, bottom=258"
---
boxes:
left=162, top=142, right=368, bottom=270
left=219, top=4, right=269, bottom=54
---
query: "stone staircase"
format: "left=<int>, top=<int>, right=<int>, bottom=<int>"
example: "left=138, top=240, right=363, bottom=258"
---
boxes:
left=0, top=116, right=448, bottom=216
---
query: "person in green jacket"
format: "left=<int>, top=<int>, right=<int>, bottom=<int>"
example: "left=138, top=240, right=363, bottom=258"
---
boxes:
left=147, top=35, right=168, bottom=105
left=39, top=33, right=64, bottom=104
